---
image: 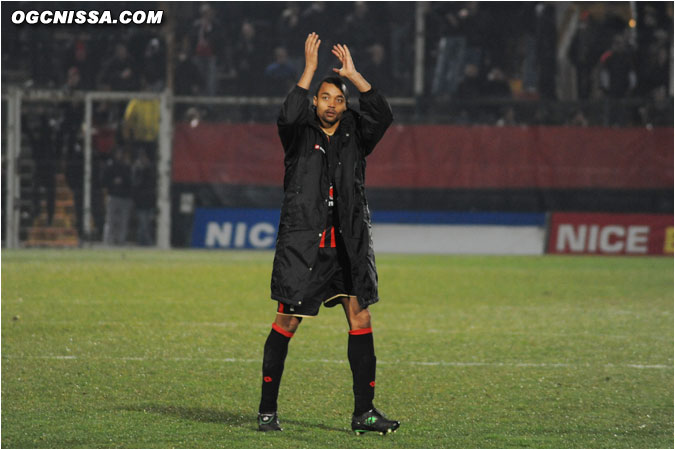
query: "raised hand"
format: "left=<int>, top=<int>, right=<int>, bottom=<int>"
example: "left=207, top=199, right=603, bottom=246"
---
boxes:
left=331, top=43, right=372, bottom=93
left=298, top=32, right=321, bottom=89
left=305, top=32, right=321, bottom=71
left=331, top=44, right=356, bottom=78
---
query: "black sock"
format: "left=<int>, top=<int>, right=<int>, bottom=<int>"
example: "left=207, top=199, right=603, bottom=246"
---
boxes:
left=348, top=328, right=376, bottom=416
left=258, top=324, right=293, bottom=414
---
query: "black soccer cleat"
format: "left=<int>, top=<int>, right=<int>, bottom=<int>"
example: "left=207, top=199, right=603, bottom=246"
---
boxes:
left=258, top=412, right=282, bottom=432
left=351, top=408, right=400, bottom=435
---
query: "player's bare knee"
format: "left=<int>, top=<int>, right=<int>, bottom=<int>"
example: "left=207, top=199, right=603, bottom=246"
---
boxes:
left=275, top=314, right=302, bottom=333
left=350, top=308, right=371, bottom=330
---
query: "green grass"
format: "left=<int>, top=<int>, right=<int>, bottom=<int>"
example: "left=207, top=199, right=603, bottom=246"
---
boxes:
left=2, top=249, right=673, bottom=448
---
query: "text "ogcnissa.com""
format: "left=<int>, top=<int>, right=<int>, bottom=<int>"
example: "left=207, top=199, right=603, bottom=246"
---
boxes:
left=11, top=10, right=163, bottom=25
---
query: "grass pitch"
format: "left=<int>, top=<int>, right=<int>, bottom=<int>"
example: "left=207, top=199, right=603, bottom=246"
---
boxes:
left=1, top=249, right=673, bottom=448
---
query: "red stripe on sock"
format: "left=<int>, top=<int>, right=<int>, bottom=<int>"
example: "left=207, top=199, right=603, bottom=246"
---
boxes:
left=330, top=227, right=336, bottom=248
left=319, top=228, right=326, bottom=248
left=349, top=327, right=373, bottom=336
left=272, top=323, right=294, bottom=338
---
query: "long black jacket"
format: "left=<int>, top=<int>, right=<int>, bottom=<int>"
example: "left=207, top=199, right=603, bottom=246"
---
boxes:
left=270, top=85, right=393, bottom=308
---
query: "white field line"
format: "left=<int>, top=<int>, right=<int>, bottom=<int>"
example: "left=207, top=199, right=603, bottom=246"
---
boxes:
left=2, top=354, right=671, bottom=370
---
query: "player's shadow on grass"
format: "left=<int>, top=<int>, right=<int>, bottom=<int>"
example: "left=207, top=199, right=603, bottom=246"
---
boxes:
left=121, top=404, right=345, bottom=432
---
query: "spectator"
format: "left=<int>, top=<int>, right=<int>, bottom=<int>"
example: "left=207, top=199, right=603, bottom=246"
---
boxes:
left=29, top=113, right=60, bottom=227
left=360, top=44, right=391, bottom=94
left=535, top=2, right=557, bottom=99
left=29, top=28, right=59, bottom=88
left=454, top=63, right=485, bottom=100
left=98, top=43, right=138, bottom=91
left=122, top=81, right=160, bottom=161
left=568, top=109, right=590, bottom=127
left=569, top=11, right=604, bottom=100
left=598, top=32, right=638, bottom=126
left=64, top=33, right=96, bottom=90
left=191, top=3, right=223, bottom=95
left=484, top=67, right=512, bottom=98
left=428, top=2, right=467, bottom=96
left=132, top=150, right=156, bottom=246
left=63, top=66, right=81, bottom=93
left=103, top=148, right=133, bottom=246
left=184, top=107, right=204, bottom=128
left=496, top=106, right=518, bottom=127
left=142, top=37, right=165, bottom=91
left=638, top=84, right=671, bottom=127
left=264, top=46, right=297, bottom=95
left=300, top=2, right=331, bottom=38
left=233, top=20, right=263, bottom=95
left=429, top=2, right=486, bottom=96
left=457, top=2, right=488, bottom=66
left=277, top=2, right=304, bottom=69
left=637, top=32, right=670, bottom=98
left=532, top=104, right=552, bottom=125
left=386, top=3, right=415, bottom=93
left=339, top=2, right=380, bottom=50
left=175, top=48, right=204, bottom=96
left=638, top=4, right=668, bottom=41
left=174, top=41, right=204, bottom=118
left=599, top=33, right=636, bottom=99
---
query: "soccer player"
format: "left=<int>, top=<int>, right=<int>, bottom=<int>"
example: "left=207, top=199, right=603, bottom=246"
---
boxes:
left=257, top=32, right=399, bottom=435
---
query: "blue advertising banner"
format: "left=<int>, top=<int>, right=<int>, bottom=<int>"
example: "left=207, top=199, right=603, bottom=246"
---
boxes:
left=191, top=208, right=280, bottom=249
left=191, top=208, right=547, bottom=250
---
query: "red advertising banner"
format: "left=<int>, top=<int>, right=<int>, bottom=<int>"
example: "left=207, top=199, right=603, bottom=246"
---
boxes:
left=547, top=212, right=674, bottom=256
left=172, top=123, right=281, bottom=185
left=368, top=125, right=673, bottom=189
left=172, top=123, right=673, bottom=189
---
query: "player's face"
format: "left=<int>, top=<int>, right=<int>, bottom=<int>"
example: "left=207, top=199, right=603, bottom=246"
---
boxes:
left=313, top=82, right=347, bottom=127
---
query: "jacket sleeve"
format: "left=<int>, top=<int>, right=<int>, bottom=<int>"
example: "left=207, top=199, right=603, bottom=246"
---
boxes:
left=277, top=85, right=310, bottom=153
left=357, top=88, right=394, bottom=156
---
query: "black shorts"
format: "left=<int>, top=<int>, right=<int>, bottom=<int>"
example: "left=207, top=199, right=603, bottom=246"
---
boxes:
left=276, top=233, right=355, bottom=317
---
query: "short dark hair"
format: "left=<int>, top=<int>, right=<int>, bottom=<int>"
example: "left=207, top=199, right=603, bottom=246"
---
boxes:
left=315, top=76, right=349, bottom=103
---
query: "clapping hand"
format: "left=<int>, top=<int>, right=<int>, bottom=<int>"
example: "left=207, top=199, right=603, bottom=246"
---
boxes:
left=331, top=44, right=357, bottom=78
left=304, top=32, right=321, bottom=72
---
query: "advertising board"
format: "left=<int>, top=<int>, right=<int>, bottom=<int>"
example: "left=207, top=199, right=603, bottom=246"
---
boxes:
left=547, top=213, right=673, bottom=255
left=192, top=208, right=547, bottom=254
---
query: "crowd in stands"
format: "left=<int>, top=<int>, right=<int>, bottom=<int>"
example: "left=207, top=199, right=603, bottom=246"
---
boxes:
left=3, top=2, right=672, bottom=114
left=4, top=2, right=412, bottom=96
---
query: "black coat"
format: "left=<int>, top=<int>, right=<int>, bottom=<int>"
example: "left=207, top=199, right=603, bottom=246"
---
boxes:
left=270, top=85, right=393, bottom=308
